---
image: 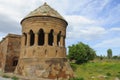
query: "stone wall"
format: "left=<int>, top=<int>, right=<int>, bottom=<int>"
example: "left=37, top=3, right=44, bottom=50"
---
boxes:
left=16, top=58, right=73, bottom=79
left=22, top=17, right=67, bottom=35
left=20, top=17, right=67, bottom=58
left=0, top=37, right=8, bottom=72
left=20, top=46, right=66, bottom=58
left=0, top=34, right=21, bottom=72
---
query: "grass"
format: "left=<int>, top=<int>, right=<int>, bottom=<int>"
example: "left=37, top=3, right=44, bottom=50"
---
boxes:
left=70, top=77, right=84, bottom=80
left=2, top=75, right=11, bottom=78
left=2, top=74, right=19, bottom=80
left=11, top=76, right=19, bottom=80
left=71, top=60, right=120, bottom=80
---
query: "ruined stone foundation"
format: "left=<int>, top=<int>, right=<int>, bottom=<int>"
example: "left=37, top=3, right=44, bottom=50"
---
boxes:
left=16, top=58, right=73, bottom=79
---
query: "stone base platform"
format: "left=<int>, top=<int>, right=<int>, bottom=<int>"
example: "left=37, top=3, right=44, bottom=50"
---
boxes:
left=15, top=58, right=74, bottom=80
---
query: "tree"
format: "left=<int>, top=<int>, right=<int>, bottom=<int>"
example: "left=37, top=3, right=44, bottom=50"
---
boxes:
left=99, top=55, right=104, bottom=60
left=113, top=56, right=118, bottom=59
left=107, top=49, right=112, bottom=59
left=68, top=42, right=96, bottom=64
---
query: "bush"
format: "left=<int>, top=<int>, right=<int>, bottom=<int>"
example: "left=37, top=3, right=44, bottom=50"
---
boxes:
left=118, top=71, right=120, bottom=74
left=106, top=72, right=111, bottom=76
left=68, top=42, right=96, bottom=64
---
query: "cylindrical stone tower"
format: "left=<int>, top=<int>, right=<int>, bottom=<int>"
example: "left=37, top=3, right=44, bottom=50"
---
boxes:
left=15, top=3, right=73, bottom=79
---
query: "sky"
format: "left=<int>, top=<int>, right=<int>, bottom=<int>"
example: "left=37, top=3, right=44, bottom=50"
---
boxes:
left=0, top=0, right=120, bottom=56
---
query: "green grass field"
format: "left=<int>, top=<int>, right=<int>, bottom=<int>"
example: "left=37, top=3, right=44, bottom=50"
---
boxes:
left=71, top=60, right=120, bottom=80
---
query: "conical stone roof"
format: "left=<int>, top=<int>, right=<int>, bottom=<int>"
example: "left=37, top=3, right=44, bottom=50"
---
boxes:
left=23, top=2, right=66, bottom=21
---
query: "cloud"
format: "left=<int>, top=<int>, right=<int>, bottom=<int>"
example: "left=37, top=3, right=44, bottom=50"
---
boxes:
left=0, top=32, right=7, bottom=41
left=0, top=0, right=45, bottom=35
left=0, top=0, right=45, bottom=21
left=67, top=26, right=107, bottom=40
left=94, top=37, right=120, bottom=48
left=97, top=2, right=120, bottom=28
left=65, top=15, right=107, bottom=40
left=78, top=0, right=110, bottom=17
left=0, top=36, right=3, bottom=41
left=109, top=27, right=120, bottom=32
left=65, top=15, right=95, bottom=24
left=0, top=14, right=21, bottom=34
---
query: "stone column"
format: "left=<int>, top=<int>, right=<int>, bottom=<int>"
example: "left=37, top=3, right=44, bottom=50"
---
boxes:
left=60, top=35, right=64, bottom=47
left=27, top=33, right=30, bottom=47
left=54, top=34, right=57, bottom=46
left=34, top=33, right=38, bottom=46
left=63, top=36, right=65, bottom=47
left=44, top=33, right=48, bottom=46
left=21, top=35, right=25, bottom=48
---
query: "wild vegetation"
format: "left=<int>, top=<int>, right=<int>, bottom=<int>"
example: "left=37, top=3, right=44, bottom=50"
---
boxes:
left=68, top=42, right=96, bottom=64
left=68, top=42, right=120, bottom=80
left=2, top=75, right=19, bottom=80
left=71, top=60, right=120, bottom=80
left=107, top=49, right=112, bottom=59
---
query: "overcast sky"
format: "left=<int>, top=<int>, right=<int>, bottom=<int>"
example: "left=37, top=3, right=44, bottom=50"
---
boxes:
left=0, top=0, right=120, bottom=56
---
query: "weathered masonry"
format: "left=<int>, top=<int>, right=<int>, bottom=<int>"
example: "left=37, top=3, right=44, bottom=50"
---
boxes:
left=0, top=34, right=21, bottom=72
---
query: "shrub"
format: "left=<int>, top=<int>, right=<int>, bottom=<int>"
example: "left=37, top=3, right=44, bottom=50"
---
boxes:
left=106, top=72, right=111, bottom=76
left=68, top=42, right=96, bottom=64
left=118, top=71, right=120, bottom=74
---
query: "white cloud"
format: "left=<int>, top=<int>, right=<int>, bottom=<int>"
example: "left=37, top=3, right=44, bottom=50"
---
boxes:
left=109, top=27, right=120, bottom=32
left=0, top=32, right=7, bottom=41
left=0, top=0, right=44, bottom=21
left=99, top=3, right=120, bottom=26
left=65, top=15, right=95, bottom=25
left=65, top=15, right=107, bottom=40
left=94, top=37, right=120, bottom=48
left=67, top=26, right=107, bottom=40
left=79, top=26, right=107, bottom=40
left=79, top=0, right=110, bottom=17
left=0, top=37, right=2, bottom=41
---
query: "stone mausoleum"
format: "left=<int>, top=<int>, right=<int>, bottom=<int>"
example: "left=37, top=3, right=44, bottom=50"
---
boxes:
left=0, top=3, right=73, bottom=79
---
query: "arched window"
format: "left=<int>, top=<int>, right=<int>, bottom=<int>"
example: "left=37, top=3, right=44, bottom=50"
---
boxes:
left=23, top=33, right=27, bottom=46
left=12, top=57, right=18, bottom=66
left=38, top=29, right=44, bottom=45
left=57, top=31, right=61, bottom=46
left=29, top=30, right=35, bottom=46
left=48, top=29, right=54, bottom=46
